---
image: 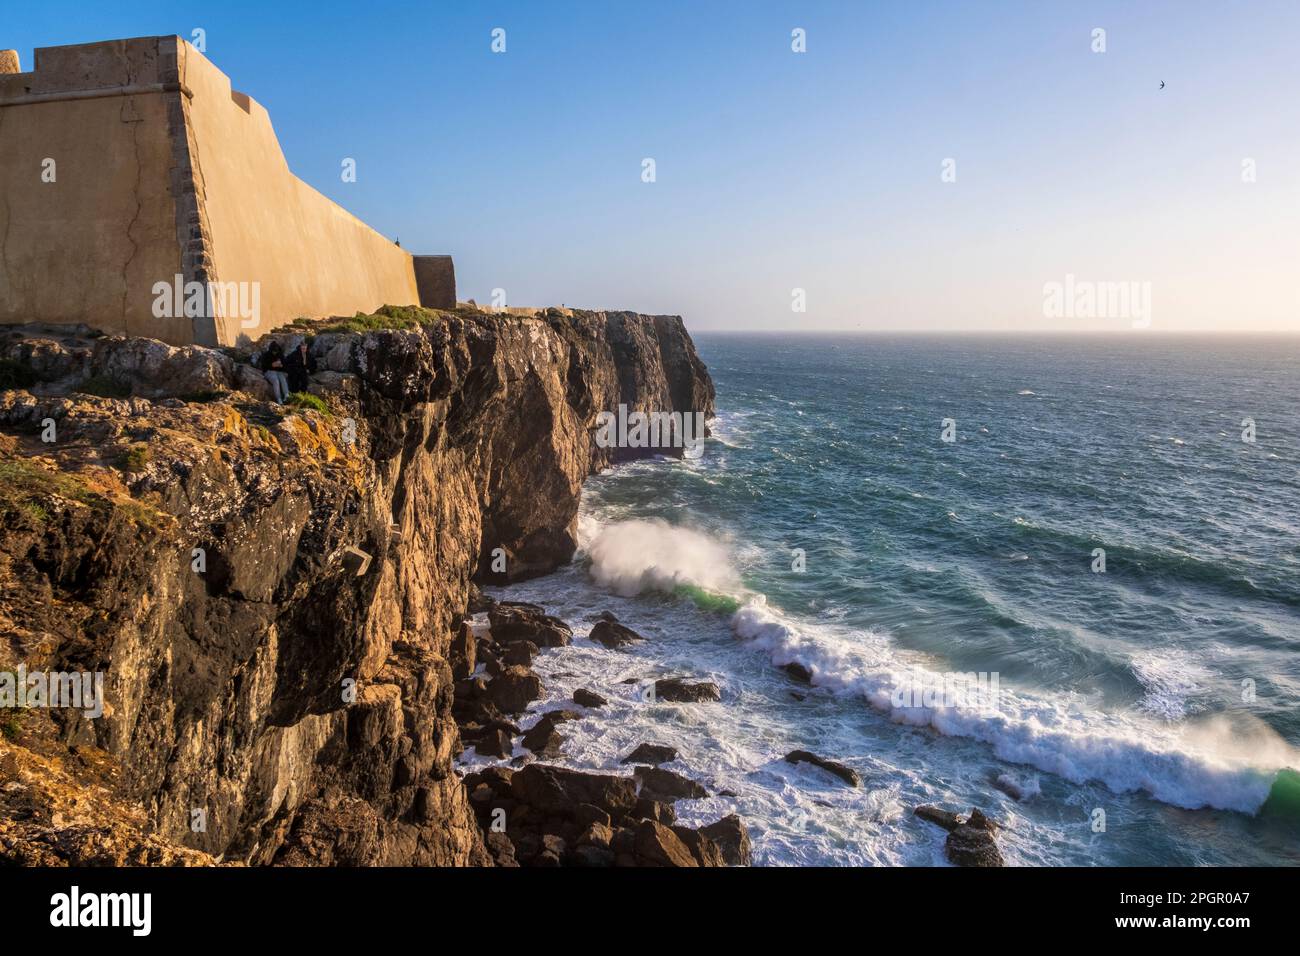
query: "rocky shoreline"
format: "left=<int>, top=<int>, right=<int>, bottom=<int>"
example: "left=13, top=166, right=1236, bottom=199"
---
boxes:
left=0, top=306, right=1007, bottom=868
left=0, top=305, right=720, bottom=866
left=451, top=596, right=749, bottom=866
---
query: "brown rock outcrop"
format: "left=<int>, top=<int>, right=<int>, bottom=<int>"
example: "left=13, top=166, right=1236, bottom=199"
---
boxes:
left=0, top=306, right=714, bottom=866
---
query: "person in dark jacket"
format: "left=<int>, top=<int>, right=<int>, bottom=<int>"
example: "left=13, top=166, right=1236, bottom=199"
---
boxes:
left=259, top=341, right=289, bottom=404
left=283, top=338, right=317, bottom=394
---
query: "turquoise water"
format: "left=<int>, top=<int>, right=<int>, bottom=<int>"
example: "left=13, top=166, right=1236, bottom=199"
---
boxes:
left=487, top=334, right=1300, bottom=865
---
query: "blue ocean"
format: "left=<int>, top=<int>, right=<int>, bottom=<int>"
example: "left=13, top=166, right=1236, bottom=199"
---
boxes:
left=484, top=334, right=1300, bottom=865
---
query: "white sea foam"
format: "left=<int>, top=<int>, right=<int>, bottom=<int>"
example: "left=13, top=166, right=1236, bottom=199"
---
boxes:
left=1131, top=650, right=1209, bottom=720
left=576, top=519, right=1293, bottom=816
left=730, top=595, right=1289, bottom=814
left=585, top=518, right=739, bottom=597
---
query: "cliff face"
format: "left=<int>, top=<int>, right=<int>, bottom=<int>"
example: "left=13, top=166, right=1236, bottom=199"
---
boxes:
left=0, top=307, right=714, bottom=865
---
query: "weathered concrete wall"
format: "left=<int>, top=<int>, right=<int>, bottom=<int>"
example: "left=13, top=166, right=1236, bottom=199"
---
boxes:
left=0, top=38, right=190, bottom=342
left=177, top=43, right=422, bottom=345
left=0, top=37, right=451, bottom=347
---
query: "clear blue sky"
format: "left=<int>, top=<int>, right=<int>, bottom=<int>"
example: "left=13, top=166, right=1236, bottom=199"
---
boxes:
left=7, top=1, right=1299, bottom=332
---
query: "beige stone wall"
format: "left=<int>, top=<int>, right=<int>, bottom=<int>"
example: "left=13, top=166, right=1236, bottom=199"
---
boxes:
left=0, top=39, right=189, bottom=341
left=178, top=43, right=419, bottom=346
left=0, top=37, right=429, bottom=346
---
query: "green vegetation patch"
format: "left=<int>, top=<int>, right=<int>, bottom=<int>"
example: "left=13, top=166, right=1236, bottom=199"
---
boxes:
left=117, top=445, right=151, bottom=473
left=0, top=457, right=166, bottom=530
left=317, top=304, right=444, bottom=334
left=285, top=392, right=330, bottom=416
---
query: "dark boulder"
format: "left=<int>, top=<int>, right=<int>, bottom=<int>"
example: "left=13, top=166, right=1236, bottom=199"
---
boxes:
left=509, top=764, right=639, bottom=819
left=784, top=750, right=861, bottom=787
left=620, top=743, right=678, bottom=766
left=450, top=621, right=477, bottom=680
left=654, top=677, right=721, bottom=703
left=634, top=766, right=708, bottom=802
left=782, top=662, right=813, bottom=684
left=573, top=688, right=608, bottom=708
left=632, top=797, right=677, bottom=825
left=488, top=603, right=572, bottom=648
left=521, top=721, right=564, bottom=757
left=672, top=826, right=728, bottom=867
left=482, top=830, right=518, bottom=867
left=472, top=727, right=513, bottom=759
left=539, top=708, right=581, bottom=724
left=914, top=805, right=962, bottom=831
left=572, top=804, right=611, bottom=829
left=487, top=666, right=543, bottom=714
left=945, top=809, right=1004, bottom=867
left=699, top=814, right=752, bottom=867
left=576, top=821, right=614, bottom=849
left=502, top=640, right=539, bottom=666
left=633, top=820, right=698, bottom=867
left=589, top=619, right=644, bottom=649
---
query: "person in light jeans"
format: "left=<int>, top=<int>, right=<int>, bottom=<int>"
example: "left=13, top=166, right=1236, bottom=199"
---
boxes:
left=260, top=341, right=290, bottom=404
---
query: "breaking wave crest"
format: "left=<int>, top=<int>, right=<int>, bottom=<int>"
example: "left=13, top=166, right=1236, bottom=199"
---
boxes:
left=582, top=518, right=1297, bottom=816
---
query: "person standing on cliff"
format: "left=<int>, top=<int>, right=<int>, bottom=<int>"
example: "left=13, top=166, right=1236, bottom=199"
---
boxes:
left=284, top=338, right=317, bottom=395
left=260, top=341, right=290, bottom=404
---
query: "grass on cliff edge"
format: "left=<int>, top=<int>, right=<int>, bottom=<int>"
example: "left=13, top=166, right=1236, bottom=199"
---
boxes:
left=312, top=304, right=446, bottom=334
left=284, top=391, right=331, bottom=416
left=0, top=457, right=167, bottom=530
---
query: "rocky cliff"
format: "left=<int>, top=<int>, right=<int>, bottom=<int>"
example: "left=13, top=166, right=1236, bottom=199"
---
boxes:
left=0, top=305, right=720, bottom=866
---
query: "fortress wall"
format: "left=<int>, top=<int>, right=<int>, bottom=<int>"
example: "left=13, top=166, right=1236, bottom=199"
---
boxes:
left=0, top=38, right=190, bottom=342
left=1, top=37, right=441, bottom=347
left=178, top=42, right=420, bottom=345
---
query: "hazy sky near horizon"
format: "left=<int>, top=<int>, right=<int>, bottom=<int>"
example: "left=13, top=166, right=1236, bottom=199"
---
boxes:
left=8, top=1, right=1299, bottom=334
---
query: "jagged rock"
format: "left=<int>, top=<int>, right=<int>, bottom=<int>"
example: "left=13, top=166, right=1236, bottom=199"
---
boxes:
left=502, top=640, right=539, bottom=666
left=450, top=621, right=477, bottom=680
left=483, top=831, right=518, bottom=867
left=654, top=678, right=721, bottom=703
left=521, top=718, right=565, bottom=757
left=487, top=666, right=544, bottom=714
left=572, top=805, right=610, bottom=831
left=589, top=619, right=644, bottom=648
left=634, top=766, right=708, bottom=802
left=784, top=750, right=861, bottom=787
left=632, top=798, right=677, bottom=825
left=914, top=805, right=962, bottom=831
left=621, top=743, right=678, bottom=766
left=573, top=688, right=607, bottom=708
left=633, top=820, right=698, bottom=867
left=0, top=310, right=714, bottom=867
left=672, top=826, right=728, bottom=867
left=488, top=603, right=573, bottom=648
left=577, top=822, right=614, bottom=849
left=509, top=764, right=639, bottom=820
left=473, top=728, right=514, bottom=759
left=535, top=834, right=566, bottom=867
left=782, top=662, right=813, bottom=684
left=699, top=814, right=752, bottom=867
left=945, top=809, right=1004, bottom=867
